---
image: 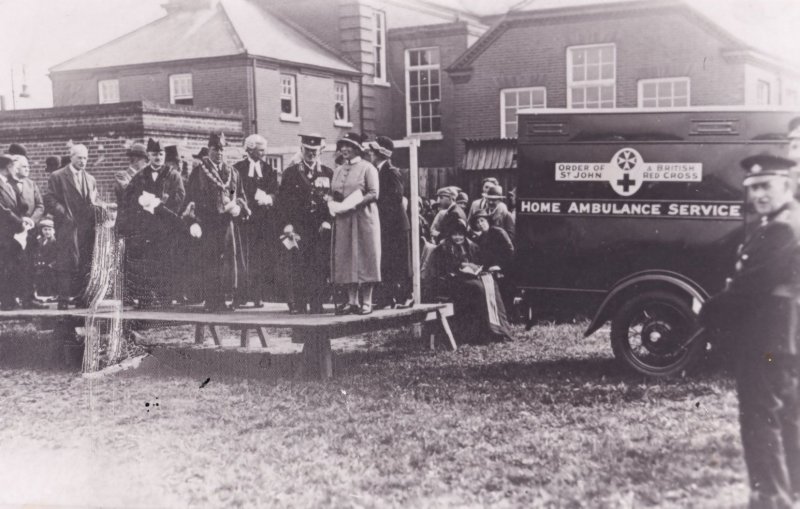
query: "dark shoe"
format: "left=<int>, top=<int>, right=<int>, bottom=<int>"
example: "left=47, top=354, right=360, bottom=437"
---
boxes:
left=253, top=300, right=264, bottom=308
left=335, top=303, right=357, bottom=315
left=357, top=304, right=373, bottom=315
left=203, top=301, right=233, bottom=313
left=374, top=298, right=396, bottom=310
left=57, top=301, right=69, bottom=311
left=397, top=297, right=415, bottom=309
left=21, top=300, right=46, bottom=310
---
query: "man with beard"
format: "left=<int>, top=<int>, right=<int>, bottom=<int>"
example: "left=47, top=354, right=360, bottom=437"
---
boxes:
left=185, top=133, right=248, bottom=312
left=232, top=134, right=278, bottom=308
left=116, top=138, right=185, bottom=308
left=8, top=154, right=45, bottom=309
left=45, top=144, right=98, bottom=310
left=276, top=134, right=333, bottom=314
left=367, top=136, right=411, bottom=309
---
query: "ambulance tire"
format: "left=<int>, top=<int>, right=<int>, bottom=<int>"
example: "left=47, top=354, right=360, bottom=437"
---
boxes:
left=610, top=290, right=704, bottom=378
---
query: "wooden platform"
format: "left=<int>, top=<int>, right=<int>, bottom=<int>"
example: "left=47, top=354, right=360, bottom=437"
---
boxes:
left=0, top=302, right=455, bottom=379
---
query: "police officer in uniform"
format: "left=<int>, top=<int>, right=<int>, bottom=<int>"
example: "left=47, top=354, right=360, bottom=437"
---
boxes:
left=276, top=134, right=333, bottom=314
left=701, top=152, right=800, bottom=509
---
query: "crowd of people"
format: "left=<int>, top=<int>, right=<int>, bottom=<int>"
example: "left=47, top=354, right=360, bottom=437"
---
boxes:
left=0, top=131, right=519, bottom=341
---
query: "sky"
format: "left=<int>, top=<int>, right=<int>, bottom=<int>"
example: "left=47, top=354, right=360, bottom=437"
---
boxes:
left=0, top=0, right=798, bottom=110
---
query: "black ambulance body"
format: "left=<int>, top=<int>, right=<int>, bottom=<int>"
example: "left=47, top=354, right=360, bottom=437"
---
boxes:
left=514, top=108, right=797, bottom=376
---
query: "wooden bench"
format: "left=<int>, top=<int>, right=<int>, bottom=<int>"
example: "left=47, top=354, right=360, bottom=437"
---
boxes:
left=0, top=303, right=456, bottom=379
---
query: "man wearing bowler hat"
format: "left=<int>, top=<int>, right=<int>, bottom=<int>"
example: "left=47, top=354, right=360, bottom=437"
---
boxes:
left=701, top=152, right=800, bottom=508
left=233, top=134, right=279, bottom=308
left=184, top=132, right=248, bottom=312
left=116, top=138, right=185, bottom=308
left=367, top=136, right=412, bottom=308
left=276, top=133, right=333, bottom=314
left=115, top=142, right=149, bottom=204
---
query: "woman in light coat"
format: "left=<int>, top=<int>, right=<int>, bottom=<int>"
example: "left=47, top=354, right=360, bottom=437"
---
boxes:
left=329, top=133, right=381, bottom=315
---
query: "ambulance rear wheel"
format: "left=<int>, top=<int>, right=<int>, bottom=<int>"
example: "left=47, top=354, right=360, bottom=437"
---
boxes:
left=610, top=291, right=704, bottom=377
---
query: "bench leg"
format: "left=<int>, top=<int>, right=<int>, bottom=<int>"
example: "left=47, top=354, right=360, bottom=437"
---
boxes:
left=256, top=327, right=267, bottom=348
left=299, top=332, right=332, bottom=380
left=438, top=311, right=457, bottom=351
left=194, top=324, right=204, bottom=345
left=240, top=328, right=248, bottom=348
left=208, top=325, right=221, bottom=346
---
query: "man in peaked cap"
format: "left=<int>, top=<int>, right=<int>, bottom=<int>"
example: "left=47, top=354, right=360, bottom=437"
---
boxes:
left=232, top=134, right=279, bottom=308
left=276, top=133, right=334, bottom=314
left=184, top=132, right=248, bottom=312
left=701, top=152, right=800, bottom=508
left=430, top=186, right=465, bottom=243
left=367, top=136, right=412, bottom=308
left=116, top=138, right=185, bottom=308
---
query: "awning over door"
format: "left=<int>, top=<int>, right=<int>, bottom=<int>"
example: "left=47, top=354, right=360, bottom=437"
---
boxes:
left=461, top=138, right=517, bottom=171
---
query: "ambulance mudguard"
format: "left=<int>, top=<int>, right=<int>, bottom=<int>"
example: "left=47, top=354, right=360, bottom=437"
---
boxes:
left=514, top=107, right=798, bottom=376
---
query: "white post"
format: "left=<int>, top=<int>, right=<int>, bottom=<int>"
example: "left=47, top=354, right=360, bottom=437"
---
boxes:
left=391, top=138, right=422, bottom=306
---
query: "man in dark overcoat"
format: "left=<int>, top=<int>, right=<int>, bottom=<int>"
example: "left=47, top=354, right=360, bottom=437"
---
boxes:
left=232, top=134, right=278, bottom=307
left=44, top=144, right=98, bottom=310
left=184, top=133, right=248, bottom=312
left=116, top=138, right=185, bottom=307
left=276, top=134, right=333, bottom=314
left=114, top=142, right=148, bottom=204
left=0, top=154, right=29, bottom=309
left=701, top=152, right=800, bottom=509
left=367, top=136, right=411, bottom=308
left=8, top=154, right=45, bottom=308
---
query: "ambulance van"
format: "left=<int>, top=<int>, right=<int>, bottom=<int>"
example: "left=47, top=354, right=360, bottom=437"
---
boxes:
left=514, top=108, right=798, bottom=377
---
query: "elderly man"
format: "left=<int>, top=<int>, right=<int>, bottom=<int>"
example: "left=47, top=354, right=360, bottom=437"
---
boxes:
left=0, top=155, right=30, bottom=309
left=44, top=144, right=98, bottom=310
left=701, top=152, right=800, bottom=508
left=185, top=132, right=248, bottom=312
left=232, top=134, right=278, bottom=308
left=114, top=142, right=148, bottom=204
left=276, top=134, right=333, bottom=314
left=367, top=136, right=411, bottom=309
left=8, top=154, right=45, bottom=308
left=116, top=138, right=185, bottom=308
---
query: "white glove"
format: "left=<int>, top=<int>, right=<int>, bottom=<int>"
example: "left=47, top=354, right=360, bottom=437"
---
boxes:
left=230, top=204, right=241, bottom=217
left=320, top=221, right=331, bottom=232
left=190, top=223, right=202, bottom=238
left=21, top=217, right=34, bottom=230
left=254, top=189, right=272, bottom=206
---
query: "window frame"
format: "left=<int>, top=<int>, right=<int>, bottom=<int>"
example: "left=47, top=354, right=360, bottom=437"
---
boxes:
left=566, top=43, right=616, bottom=109
left=169, top=73, right=193, bottom=105
left=500, top=87, right=547, bottom=138
left=637, top=77, right=691, bottom=108
left=280, top=74, right=300, bottom=122
left=756, top=79, right=772, bottom=105
left=404, top=46, right=443, bottom=139
left=98, top=79, right=120, bottom=104
left=373, top=10, right=387, bottom=84
left=334, top=81, right=351, bottom=126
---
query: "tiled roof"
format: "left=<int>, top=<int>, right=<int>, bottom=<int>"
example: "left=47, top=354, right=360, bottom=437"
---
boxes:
left=461, top=138, right=517, bottom=170
left=51, top=0, right=358, bottom=74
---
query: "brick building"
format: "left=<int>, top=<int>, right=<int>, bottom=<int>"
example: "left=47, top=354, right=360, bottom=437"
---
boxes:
left=447, top=0, right=800, bottom=195
left=0, top=101, right=244, bottom=201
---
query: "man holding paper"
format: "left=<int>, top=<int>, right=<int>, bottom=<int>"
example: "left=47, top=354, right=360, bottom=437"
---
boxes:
left=116, top=138, right=186, bottom=308
left=232, top=134, right=278, bottom=308
left=330, top=133, right=381, bottom=315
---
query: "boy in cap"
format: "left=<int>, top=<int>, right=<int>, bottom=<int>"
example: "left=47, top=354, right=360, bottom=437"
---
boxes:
left=34, top=217, right=57, bottom=298
left=276, top=133, right=333, bottom=313
left=232, top=134, right=279, bottom=308
left=116, top=138, right=186, bottom=308
left=700, top=152, right=800, bottom=508
left=184, top=132, right=248, bottom=312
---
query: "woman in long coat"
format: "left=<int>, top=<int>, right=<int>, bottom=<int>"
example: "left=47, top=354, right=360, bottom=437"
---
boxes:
left=330, top=133, right=381, bottom=315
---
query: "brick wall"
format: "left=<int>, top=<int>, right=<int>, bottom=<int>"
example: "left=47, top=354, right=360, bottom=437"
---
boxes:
left=449, top=9, right=756, bottom=166
left=0, top=101, right=244, bottom=202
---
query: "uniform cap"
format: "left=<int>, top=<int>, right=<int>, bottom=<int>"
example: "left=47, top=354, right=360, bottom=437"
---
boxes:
left=741, top=151, right=797, bottom=186
left=299, top=133, right=325, bottom=150
left=336, top=132, right=365, bottom=152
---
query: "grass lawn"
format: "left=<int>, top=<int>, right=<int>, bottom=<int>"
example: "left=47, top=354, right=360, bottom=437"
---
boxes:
left=0, top=322, right=746, bottom=508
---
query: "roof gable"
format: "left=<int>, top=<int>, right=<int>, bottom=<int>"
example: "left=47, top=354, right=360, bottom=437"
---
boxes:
left=51, top=0, right=358, bottom=75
